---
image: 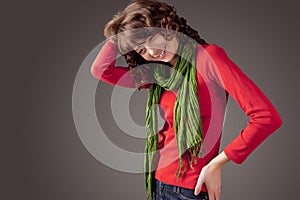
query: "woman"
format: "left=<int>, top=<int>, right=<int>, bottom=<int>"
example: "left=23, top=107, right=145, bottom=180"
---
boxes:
left=90, top=0, right=282, bottom=199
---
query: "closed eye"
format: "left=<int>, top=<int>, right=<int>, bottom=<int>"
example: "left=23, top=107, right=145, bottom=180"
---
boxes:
left=135, top=35, right=154, bottom=55
left=148, top=35, right=155, bottom=43
left=137, top=47, right=146, bottom=55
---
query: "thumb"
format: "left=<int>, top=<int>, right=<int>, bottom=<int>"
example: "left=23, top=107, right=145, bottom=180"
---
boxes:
left=194, top=174, right=204, bottom=195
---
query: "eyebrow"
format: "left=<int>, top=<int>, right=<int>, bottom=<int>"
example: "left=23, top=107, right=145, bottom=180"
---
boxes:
left=133, top=35, right=155, bottom=52
left=149, top=35, right=154, bottom=41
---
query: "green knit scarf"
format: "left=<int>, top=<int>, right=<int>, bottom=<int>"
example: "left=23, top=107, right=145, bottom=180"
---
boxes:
left=144, top=41, right=204, bottom=200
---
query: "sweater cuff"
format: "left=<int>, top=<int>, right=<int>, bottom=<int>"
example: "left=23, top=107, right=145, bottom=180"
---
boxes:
left=223, top=146, right=245, bottom=164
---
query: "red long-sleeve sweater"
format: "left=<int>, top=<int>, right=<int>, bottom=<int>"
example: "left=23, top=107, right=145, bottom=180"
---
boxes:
left=90, top=41, right=282, bottom=191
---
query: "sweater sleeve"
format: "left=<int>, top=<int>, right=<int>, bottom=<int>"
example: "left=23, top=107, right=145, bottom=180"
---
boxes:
left=90, top=40, right=137, bottom=88
left=204, top=44, right=282, bottom=164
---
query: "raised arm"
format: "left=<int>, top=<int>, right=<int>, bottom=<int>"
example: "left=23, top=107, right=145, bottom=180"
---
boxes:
left=90, top=40, right=137, bottom=88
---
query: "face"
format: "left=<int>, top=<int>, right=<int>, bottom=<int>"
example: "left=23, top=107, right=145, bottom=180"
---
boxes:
left=134, top=33, right=179, bottom=66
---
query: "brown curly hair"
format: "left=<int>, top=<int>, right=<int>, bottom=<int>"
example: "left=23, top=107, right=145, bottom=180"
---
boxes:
left=104, top=0, right=207, bottom=90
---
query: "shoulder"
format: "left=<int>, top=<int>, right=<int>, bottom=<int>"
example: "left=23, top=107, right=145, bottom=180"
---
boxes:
left=196, top=43, right=227, bottom=60
left=194, top=43, right=233, bottom=84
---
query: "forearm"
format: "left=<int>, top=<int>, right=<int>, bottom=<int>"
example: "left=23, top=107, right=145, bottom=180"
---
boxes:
left=205, top=45, right=282, bottom=164
left=90, top=40, right=136, bottom=88
left=207, top=151, right=230, bottom=169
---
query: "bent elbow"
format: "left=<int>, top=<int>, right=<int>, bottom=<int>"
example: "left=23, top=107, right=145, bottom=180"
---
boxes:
left=269, top=110, right=283, bottom=131
left=90, top=64, right=98, bottom=79
left=252, top=109, right=283, bottom=132
left=90, top=63, right=107, bottom=80
left=274, top=113, right=283, bottom=130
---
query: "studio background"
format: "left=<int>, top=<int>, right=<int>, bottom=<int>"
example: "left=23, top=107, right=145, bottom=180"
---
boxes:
left=2, top=0, right=299, bottom=199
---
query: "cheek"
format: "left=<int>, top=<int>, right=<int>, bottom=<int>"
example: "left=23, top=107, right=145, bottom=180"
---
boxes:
left=141, top=54, right=152, bottom=61
left=167, top=43, right=177, bottom=53
left=151, top=34, right=167, bottom=45
left=166, top=38, right=179, bottom=53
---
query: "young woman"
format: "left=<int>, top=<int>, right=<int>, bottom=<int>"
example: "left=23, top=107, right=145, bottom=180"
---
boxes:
left=90, top=0, right=282, bottom=199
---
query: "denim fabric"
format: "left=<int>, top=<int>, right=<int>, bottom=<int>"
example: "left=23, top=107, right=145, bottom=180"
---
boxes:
left=152, top=179, right=209, bottom=200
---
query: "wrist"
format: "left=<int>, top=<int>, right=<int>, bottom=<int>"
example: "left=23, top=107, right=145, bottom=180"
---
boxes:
left=207, top=151, right=230, bottom=169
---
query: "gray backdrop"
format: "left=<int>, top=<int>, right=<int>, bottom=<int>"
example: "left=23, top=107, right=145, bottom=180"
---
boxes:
left=2, top=0, right=300, bottom=199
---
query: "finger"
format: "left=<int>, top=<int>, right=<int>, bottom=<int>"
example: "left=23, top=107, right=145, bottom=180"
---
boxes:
left=215, top=186, right=221, bottom=200
left=194, top=177, right=204, bottom=195
left=213, top=191, right=218, bottom=200
left=194, top=181, right=203, bottom=195
left=208, top=191, right=214, bottom=200
left=210, top=187, right=221, bottom=200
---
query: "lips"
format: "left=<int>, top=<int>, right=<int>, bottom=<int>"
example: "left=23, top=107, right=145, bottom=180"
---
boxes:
left=158, top=45, right=166, bottom=59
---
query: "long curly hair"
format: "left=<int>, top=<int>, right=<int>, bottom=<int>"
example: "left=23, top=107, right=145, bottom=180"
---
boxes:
left=104, top=0, right=208, bottom=90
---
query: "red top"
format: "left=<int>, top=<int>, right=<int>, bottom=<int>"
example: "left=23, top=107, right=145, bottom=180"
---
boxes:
left=90, top=41, right=282, bottom=191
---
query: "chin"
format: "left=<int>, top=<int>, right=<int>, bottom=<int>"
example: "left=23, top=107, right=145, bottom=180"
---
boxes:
left=162, top=54, right=174, bottom=62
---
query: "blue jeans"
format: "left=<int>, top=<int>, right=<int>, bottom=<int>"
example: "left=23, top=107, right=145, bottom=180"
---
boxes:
left=153, top=179, right=209, bottom=200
